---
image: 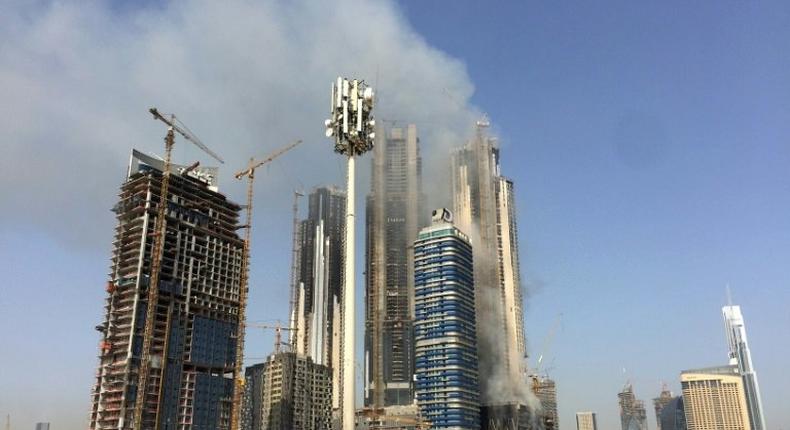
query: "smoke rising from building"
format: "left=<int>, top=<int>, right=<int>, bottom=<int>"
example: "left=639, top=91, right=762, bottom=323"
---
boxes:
left=0, top=0, right=480, bottom=251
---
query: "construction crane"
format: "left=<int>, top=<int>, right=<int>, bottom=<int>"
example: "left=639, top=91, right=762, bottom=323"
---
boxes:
left=229, top=139, right=302, bottom=430
left=133, top=108, right=223, bottom=430
left=534, top=313, right=563, bottom=377
left=246, top=321, right=295, bottom=354
left=287, top=189, right=304, bottom=351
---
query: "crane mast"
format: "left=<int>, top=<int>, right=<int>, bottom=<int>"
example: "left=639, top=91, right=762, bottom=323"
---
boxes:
left=229, top=140, right=302, bottom=430
left=288, top=190, right=304, bottom=350
left=246, top=321, right=294, bottom=354
left=133, top=108, right=222, bottom=430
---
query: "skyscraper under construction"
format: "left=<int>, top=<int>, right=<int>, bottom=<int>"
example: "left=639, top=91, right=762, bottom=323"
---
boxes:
left=618, top=384, right=648, bottom=430
left=89, top=150, right=244, bottom=430
left=365, top=124, right=424, bottom=408
left=451, top=119, right=527, bottom=405
left=653, top=386, right=673, bottom=430
left=291, top=186, right=346, bottom=413
left=533, top=377, right=558, bottom=430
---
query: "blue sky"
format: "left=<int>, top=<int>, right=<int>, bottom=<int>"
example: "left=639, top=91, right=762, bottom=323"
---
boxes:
left=1, top=1, right=788, bottom=429
left=398, top=1, right=789, bottom=428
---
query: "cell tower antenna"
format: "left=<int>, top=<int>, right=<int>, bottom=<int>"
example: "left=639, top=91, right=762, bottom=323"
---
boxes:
left=325, top=76, right=375, bottom=430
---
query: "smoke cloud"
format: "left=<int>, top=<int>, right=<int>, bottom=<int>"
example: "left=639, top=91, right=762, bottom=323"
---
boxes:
left=0, top=0, right=479, bottom=249
left=0, top=0, right=483, bottom=428
left=466, top=222, right=545, bottom=429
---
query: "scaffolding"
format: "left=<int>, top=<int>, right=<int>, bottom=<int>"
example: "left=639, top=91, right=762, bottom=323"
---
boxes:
left=89, top=150, right=244, bottom=430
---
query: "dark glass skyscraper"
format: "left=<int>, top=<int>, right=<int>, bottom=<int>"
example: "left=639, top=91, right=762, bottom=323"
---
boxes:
left=291, top=186, right=345, bottom=414
left=365, top=125, right=424, bottom=407
left=413, top=208, right=480, bottom=429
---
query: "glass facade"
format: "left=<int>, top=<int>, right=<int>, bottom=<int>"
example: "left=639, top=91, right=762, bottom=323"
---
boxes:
left=414, top=223, right=480, bottom=429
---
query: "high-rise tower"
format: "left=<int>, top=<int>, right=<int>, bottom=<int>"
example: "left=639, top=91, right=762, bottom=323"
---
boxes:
left=723, top=305, right=766, bottom=430
left=290, top=186, right=345, bottom=414
left=681, top=365, right=751, bottom=430
left=533, top=376, right=558, bottom=430
left=241, top=352, right=333, bottom=430
left=89, top=150, right=244, bottom=430
left=413, top=208, right=480, bottom=429
left=653, top=386, right=673, bottom=430
left=618, top=384, right=648, bottom=430
left=365, top=124, right=424, bottom=407
left=575, top=412, right=598, bottom=430
left=451, top=120, right=526, bottom=404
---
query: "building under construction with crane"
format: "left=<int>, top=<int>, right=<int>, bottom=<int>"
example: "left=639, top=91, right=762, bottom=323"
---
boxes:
left=618, top=384, right=648, bottom=430
left=89, top=149, right=244, bottom=430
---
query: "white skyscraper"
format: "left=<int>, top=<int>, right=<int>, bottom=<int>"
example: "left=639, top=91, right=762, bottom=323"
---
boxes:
left=723, top=305, right=766, bottom=430
left=576, top=412, right=598, bottom=430
left=451, top=119, right=527, bottom=404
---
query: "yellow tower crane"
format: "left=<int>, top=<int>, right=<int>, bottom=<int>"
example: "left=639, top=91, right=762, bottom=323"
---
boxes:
left=133, top=108, right=223, bottom=430
left=229, top=139, right=302, bottom=430
left=246, top=321, right=295, bottom=354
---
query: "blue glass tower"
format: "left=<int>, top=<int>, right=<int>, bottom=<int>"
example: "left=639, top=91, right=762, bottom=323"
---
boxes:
left=413, top=208, right=480, bottom=429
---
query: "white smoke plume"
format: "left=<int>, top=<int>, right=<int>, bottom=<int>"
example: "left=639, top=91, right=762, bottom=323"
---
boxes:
left=465, top=221, right=545, bottom=430
left=0, top=0, right=482, bottom=428
left=0, top=0, right=479, bottom=249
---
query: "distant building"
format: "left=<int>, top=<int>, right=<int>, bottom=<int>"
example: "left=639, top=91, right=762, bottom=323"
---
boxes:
left=653, top=386, right=674, bottom=430
left=413, top=209, right=480, bottom=429
left=451, top=120, right=527, bottom=405
left=532, top=376, right=558, bottom=430
left=291, top=186, right=345, bottom=413
left=365, top=124, right=425, bottom=408
left=618, top=384, right=648, bottom=430
left=35, top=423, right=50, bottom=430
left=89, top=150, right=243, bottom=430
left=241, top=352, right=332, bottom=430
left=355, top=405, right=429, bottom=430
left=723, top=305, right=766, bottom=430
left=658, top=397, right=686, bottom=430
left=575, top=412, right=598, bottom=430
left=681, top=365, right=751, bottom=430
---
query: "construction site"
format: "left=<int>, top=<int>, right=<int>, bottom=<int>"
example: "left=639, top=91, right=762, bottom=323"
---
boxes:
left=88, top=107, right=304, bottom=430
left=86, top=79, right=545, bottom=430
left=89, top=149, right=245, bottom=429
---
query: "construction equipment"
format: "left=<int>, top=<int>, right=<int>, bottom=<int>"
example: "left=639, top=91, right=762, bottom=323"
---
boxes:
left=228, top=139, right=302, bottom=430
left=133, top=108, right=223, bottom=430
left=534, top=313, right=563, bottom=377
left=246, top=321, right=295, bottom=354
left=287, top=190, right=304, bottom=350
